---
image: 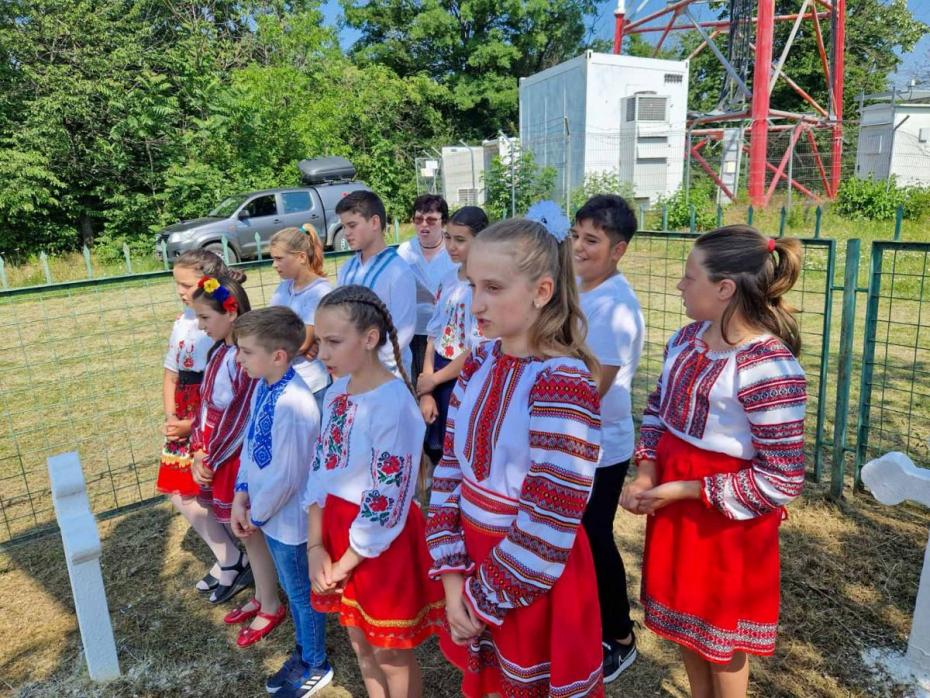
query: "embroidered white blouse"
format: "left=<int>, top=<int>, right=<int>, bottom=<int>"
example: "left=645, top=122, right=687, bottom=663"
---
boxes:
left=302, top=375, right=425, bottom=558
left=426, top=340, right=601, bottom=626
left=163, top=307, right=213, bottom=373
left=424, top=273, right=483, bottom=360
left=337, top=248, right=416, bottom=377
left=235, top=368, right=320, bottom=545
left=269, top=277, right=332, bottom=392
left=636, top=321, right=807, bottom=521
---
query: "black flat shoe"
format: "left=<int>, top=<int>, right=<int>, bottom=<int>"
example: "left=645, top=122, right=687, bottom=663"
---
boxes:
left=196, top=571, right=219, bottom=595
left=209, top=552, right=253, bottom=605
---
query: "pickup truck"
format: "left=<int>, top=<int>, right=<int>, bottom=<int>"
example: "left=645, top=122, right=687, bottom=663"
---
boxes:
left=155, top=157, right=369, bottom=263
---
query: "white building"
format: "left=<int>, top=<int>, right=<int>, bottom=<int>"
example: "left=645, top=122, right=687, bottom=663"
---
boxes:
left=519, top=51, right=690, bottom=204
left=856, top=89, right=930, bottom=187
left=440, top=136, right=519, bottom=207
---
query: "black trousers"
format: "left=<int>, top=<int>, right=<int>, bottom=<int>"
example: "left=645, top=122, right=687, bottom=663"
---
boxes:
left=582, top=459, right=634, bottom=642
left=410, top=334, right=428, bottom=385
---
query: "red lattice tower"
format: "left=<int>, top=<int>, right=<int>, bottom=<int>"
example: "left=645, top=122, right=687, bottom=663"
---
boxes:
left=614, top=0, right=846, bottom=207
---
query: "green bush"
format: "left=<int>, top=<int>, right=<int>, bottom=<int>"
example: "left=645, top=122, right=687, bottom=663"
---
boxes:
left=568, top=171, right=636, bottom=214
left=835, top=176, right=906, bottom=220
left=656, top=177, right=717, bottom=231
left=903, top=185, right=930, bottom=221
left=483, top=151, right=557, bottom=221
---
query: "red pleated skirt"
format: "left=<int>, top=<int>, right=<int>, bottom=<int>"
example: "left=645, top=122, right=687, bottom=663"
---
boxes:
left=311, top=495, right=445, bottom=649
left=155, top=382, right=201, bottom=497
left=641, top=432, right=783, bottom=664
left=439, top=517, right=604, bottom=698
left=194, top=416, right=241, bottom=523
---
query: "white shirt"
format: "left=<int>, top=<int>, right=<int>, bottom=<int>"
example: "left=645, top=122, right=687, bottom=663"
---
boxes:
left=269, top=277, right=332, bottom=392
left=164, top=307, right=213, bottom=373
left=235, top=369, right=320, bottom=545
left=579, top=273, right=644, bottom=465
left=302, top=375, right=425, bottom=558
left=337, top=247, right=416, bottom=377
left=425, top=273, right=483, bottom=360
left=397, top=238, right=458, bottom=335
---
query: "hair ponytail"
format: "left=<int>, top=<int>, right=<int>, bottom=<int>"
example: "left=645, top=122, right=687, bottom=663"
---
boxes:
left=694, top=225, right=803, bottom=356
left=476, top=219, right=600, bottom=379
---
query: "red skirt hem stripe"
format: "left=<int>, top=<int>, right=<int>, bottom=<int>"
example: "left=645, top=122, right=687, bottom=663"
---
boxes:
left=313, top=495, right=445, bottom=649
left=642, top=594, right=777, bottom=664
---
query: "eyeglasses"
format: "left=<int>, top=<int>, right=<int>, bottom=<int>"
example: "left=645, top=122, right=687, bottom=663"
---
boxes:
left=413, top=214, right=442, bottom=225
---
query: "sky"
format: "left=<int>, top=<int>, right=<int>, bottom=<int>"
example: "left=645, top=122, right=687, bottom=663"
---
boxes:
left=321, top=0, right=930, bottom=87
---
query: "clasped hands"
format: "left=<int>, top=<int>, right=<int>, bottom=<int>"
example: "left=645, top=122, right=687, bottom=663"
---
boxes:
left=620, top=461, right=701, bottom=515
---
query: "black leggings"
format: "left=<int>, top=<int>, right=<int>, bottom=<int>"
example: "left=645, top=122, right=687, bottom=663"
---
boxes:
left=582, top=459, right=634, bottom=642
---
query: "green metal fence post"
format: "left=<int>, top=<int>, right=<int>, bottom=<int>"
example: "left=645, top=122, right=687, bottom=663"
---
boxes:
left=0, top=256, right=7, bottom=289
left=716, top=204, right=723, bottom=227
left=394, top=218, right=400, bottom=244
left=747, top=205, right=754, bottom=225
left=853, top=241, right=884, bottom=489
left=778, top=206, right=786, bottom=237
left=122, top=244, right=133, bottom=274
left=894, top=205, right=904, bottom=240
left=159, top=240, right=169, bottom=271
left=689, top=205, right=696, bottom=233
left=39, top=252, right=52, bottom=284
left=814, top=206, right=822, bottom=238
left=82, top=245, right=93, bottom=279
left=830, top=238, right=861, bottom=500
left=254, top=232, right=263, bottom=261
left=221, top=235, right=230, bottom=265
left=638, top=204, right=646, bottom=230
left=812, top=239, right=837, bottom=481
left=661, top=205, right=668, bottom=232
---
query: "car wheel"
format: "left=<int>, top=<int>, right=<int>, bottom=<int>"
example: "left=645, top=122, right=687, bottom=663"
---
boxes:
left=331, top=228, right=351, bottom=253
left=204, top=242, right=239, bottom=263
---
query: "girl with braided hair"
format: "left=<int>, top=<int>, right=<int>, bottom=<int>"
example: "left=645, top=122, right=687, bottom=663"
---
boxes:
left=302, top=284, right=444, bottom=697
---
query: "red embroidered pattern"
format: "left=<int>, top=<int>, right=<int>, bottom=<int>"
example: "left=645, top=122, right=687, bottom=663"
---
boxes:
left=466, top=355, right=527, bottom=481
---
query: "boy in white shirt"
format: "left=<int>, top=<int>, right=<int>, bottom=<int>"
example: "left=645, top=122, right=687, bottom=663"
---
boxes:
left=572, top=194, right=644, bottom=684
left=232, top=307, right=333, bottom=697
left=397, top=194, right=458, bottom=382
left=335, top=190, right=417, bottom=378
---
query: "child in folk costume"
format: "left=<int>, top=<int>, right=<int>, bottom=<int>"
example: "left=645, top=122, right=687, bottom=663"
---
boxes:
left=427, top=206, right=605, bottom=698
left=231, top=307, right=333, bottom=695
left=335, top=190, right=417, bottom=378
left=188, top=275, right=263, bottom=608
left=571, top=195, right=644, bottom=682
left=305, top=285, right=444, bottom=698
left=268, top=225, right=333, bottom=412
left=416, top=206, right=489, bottom=464
left=156, top=250, right=243, bottom=596
left=621, top=225, right=807, bottom=698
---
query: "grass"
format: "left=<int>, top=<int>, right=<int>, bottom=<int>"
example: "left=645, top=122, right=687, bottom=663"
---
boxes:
left=1, top=483, right=926, bottom=696
left=0, top=216, right=928, bottom=695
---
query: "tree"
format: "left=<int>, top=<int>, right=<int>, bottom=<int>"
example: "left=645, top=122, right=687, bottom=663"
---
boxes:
left=483, top=150, right=557, bottom=221
left=341, top=0, right=602, bottom=137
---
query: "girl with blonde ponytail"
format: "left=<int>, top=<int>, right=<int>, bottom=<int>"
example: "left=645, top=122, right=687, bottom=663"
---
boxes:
left=269, top=225, right=333, bottom=411
left=426, top=205, right=605, bottom=697
left=621, top=224, right=807, bottom=697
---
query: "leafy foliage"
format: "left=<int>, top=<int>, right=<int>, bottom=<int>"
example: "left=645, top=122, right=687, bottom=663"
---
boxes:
left=568, top=171, right=636, bottom=216
left=657, top=177, right=718, bottom=231
left=835, top=176, right=930, bottom=221
left=483, top=150, right=557, bottom=221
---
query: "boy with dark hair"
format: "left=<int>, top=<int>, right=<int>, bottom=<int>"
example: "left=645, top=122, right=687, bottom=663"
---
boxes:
left=571, top=193, right=644, bottom=683
left=232, top=306, right=333, bottom=697
left=398, top=193, right=457, bottom=381
left=335, top=190, right=416, bottom=377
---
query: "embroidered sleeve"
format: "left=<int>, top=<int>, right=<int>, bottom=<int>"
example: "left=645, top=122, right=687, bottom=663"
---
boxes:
left=635, top=332, right=675, bottom=462
left=348, top=396, right=424, bottom=558
left=426, top=345, right=489, bottom=577
left=462, top=364, right=601, bottom=626
left=703, top=340, right=807, bottom=520
left=203, top=360, right=258, bottom=469
left=163, top=316, right=184, bottom=372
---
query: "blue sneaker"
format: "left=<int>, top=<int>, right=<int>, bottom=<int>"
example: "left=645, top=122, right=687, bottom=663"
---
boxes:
left=278, top=661, right=334, bottom=698
left=265, top=648, right=306, bottom=694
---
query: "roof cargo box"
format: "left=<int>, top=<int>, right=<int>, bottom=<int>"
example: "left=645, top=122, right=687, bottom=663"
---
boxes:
left=298, top=156, right=356, bottom=185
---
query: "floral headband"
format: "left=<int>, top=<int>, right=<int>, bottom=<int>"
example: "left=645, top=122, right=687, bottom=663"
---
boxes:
left=526, top=200, right=571, bottom=243
left=197, top=276, right=238, bottom=313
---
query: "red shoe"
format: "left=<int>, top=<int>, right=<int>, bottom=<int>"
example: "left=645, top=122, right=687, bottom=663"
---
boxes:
left=224, top=598, right=260, bottom=625
left=236, top=604, right=287, bottom=648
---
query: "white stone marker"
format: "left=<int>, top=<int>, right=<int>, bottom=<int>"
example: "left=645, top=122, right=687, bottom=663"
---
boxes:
left=862, top=450, right=930, bottom=694
left=48, top=451, right=121, bottom=682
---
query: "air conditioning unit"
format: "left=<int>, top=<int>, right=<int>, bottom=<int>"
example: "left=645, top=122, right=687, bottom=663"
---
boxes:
left=626, top=93, right=669, bottom=122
